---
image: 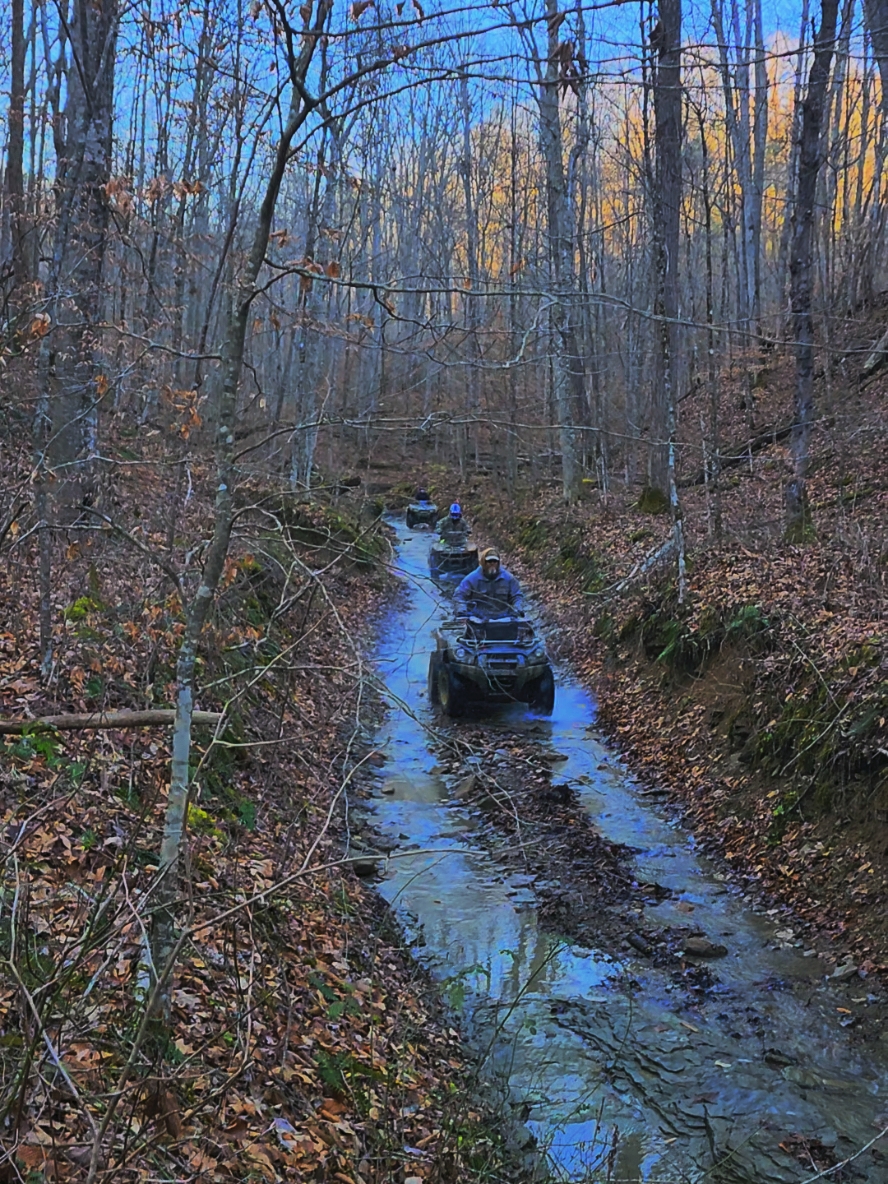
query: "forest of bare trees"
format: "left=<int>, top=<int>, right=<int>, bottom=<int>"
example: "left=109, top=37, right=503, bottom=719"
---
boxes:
left=3, top=2, right=888, bottom=1176
left=3, top=0, right=885, bottom=513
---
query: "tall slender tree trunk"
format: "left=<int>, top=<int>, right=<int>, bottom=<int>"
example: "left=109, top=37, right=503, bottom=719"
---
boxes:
left=537, top=0, right=583, bottom=502
left=651, top=0, right=686, bottom=595
left=152, top=0, right=333, bottom=1002
left=43, top=0, right=120, bottom=513
left=459, top=72, right=482, bottom=470
left=862, top=0, right=888, bottom=121
left=7, top=0, right=29, bottom=306
left=651, top=0, right=683, bottom=496
left=777, top=0, right=811, bottom=332
left=786, top=0, right=840, bottom=540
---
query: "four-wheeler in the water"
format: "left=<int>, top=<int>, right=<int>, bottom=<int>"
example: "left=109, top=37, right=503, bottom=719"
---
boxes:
left=405, top=489, right=438, bottom=529
left=428, top=613, right=555, bottom=716
left=429, top=526, right=478, bottom=579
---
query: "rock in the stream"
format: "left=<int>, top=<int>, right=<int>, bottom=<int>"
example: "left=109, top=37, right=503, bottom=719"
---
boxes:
left=352, top=856, right=381, bottom=877
left=683, top=935, right=728, bottom=958
left=453, top=774, right=477, bottom=799
left=830, top=961, right=858, bottom=980
left=626, top=933, right=653, bottom=957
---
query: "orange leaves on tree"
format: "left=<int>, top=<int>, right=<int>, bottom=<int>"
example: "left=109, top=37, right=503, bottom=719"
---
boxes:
left=349, top=0, right=373, bottom=17
left=161, top=385, right=202, bottom=438
left=347, top=312, right=374, bottom=329
left=104, top=174, right=133, bottom=213
left=298, top=257, right=324, bottom=294
left=172, top=178, right=203, bottom=200
left=28, top=312, right=51, bottom=339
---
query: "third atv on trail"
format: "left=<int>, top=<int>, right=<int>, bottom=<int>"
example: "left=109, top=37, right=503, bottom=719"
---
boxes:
left=428, top=614, right=555, bottom=716
left=405, top=497, right=438, bottom=528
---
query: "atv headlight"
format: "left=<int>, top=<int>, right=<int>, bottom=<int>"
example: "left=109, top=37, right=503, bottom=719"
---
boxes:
left=455, top=646, right=471, bottom=662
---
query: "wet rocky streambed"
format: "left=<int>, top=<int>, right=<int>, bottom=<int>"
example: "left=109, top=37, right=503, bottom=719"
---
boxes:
left=348, top=520, right=888, bottom=1183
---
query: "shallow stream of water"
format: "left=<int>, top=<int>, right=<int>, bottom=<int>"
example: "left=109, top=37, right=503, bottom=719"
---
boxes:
left=357, top=520, right=888, bottom=1182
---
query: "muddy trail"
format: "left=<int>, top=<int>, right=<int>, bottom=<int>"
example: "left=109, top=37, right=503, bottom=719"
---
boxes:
left=350, top=520, right=888, bottom=1183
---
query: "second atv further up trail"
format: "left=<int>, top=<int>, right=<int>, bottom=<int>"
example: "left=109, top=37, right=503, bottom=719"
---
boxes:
left=429, top=526, right=478, bottom=578
left=405, top=498, right=438, bottom=528
left=428, top=614, right=555, bottom=717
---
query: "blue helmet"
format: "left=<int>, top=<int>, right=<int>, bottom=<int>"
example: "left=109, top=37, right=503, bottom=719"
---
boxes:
left=449, top=502, right=461, bottom=518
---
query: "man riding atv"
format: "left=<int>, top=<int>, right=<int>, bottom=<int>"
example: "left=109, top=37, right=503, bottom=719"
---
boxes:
left=455, top=548, right=524, bottom=617
left=436, top=502, right=470, bottom=537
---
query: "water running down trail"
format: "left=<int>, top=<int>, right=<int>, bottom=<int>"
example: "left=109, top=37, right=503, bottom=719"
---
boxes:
left=356, top=520, right=888, bottom=1183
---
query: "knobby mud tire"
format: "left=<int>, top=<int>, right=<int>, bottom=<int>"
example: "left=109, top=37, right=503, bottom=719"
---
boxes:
left=437, top=663, right=466, bottom=717
left=428, top=654, right=442, bottom=706
left=528, top=669, right=555, bottom=715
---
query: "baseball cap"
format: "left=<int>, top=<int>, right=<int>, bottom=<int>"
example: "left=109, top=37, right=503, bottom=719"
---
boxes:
left=482, top=548, right=500, bottom=562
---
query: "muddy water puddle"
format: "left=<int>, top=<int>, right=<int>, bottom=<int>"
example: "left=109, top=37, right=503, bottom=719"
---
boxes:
left=357, top=521, right=888, bottom=1182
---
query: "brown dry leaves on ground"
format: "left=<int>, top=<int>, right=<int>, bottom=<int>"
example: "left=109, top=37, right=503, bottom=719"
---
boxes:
left=0, top=450, right=517, bottom=1183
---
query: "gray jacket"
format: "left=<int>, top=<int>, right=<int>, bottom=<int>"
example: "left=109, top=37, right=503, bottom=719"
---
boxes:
left=455, top=566, right=524, bottom=616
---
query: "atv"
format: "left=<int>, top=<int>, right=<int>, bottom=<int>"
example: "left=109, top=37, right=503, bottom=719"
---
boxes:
left=428, top=614, right=555, bottom=716
left=405, top=497, right=438, bottom=528
left=429, top=526, right=478, bottom=578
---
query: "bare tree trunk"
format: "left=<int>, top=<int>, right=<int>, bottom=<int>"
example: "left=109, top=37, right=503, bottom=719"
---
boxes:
left=152, top=0, right=334, bottom=1003
left=651, top=0, right=683, bottom=501
left=43, top=0, right=120, bottom=514
left=786, top=0, right=840, bottom=540
left=6, top=0, right=29, bottom=309
left=751, top=0, right=769, bottom=329
left=695, top=103, right=722, bottom=537
left=535, top=0, right=583, bottom=502
left=862, top=0, right=888, bottom=121
left=459, top=71, right=482, bottom=470
left=777, top=0, right=811, bottom=331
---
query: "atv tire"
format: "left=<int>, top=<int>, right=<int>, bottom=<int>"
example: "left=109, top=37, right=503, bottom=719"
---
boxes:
left=427, top=654, right=442, bottom=705
left=437, top=663, right=466, bottom=717
left=527, top=669, right=555, bottom=715
left=406, top=510, right=416, bottom=528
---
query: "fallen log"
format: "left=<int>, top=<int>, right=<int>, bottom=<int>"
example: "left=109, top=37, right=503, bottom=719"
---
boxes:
left=0, top=710, right=224, bottom=735
left=681, top=421, right=793, bottom=487
left=862, top=324, right=888, bottom=378
left=587, top=535, right=677, bottom=600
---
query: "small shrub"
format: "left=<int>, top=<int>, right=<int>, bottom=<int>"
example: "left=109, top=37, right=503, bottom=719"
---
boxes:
left=636, top=487, right=669, bottom=514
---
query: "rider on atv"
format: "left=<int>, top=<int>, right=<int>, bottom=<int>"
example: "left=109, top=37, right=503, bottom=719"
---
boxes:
left=436, top=502, right=469, bottom=536
left=455, top=548, right=524, bottom=618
